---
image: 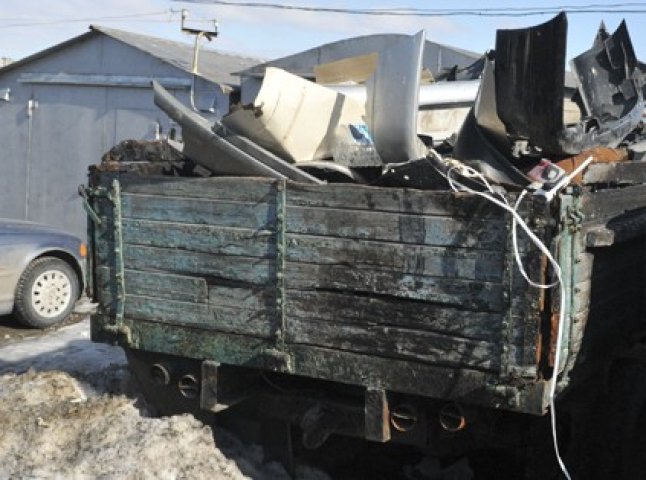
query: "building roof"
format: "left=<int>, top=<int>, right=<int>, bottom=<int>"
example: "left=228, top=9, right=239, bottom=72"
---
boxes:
left=237, top=33, right=482, bottom=78
left=0, top=25, right=263, bottom=87
left=92, top=26, right=263, bottom=86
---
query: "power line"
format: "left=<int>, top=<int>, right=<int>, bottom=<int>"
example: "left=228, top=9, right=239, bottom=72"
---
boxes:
left=175, top=0, right=646, bottom=16
left=0, top=10, right=178, bottom=28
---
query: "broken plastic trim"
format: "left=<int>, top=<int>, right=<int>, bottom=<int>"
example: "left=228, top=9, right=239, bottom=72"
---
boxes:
left=494, top=12, right=568, bottom=155
left=152, top=81, right=322, bottom=184
left=494, top=12, right=643, bottom=156
left=365, top=30, right=428, bottom=164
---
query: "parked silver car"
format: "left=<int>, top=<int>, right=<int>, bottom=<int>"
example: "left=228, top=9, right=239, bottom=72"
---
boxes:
left=0, top=219, right=86, bottom=328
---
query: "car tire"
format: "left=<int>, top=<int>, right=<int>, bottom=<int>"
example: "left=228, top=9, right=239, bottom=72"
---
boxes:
left=14, top=256, right=79, bottom=328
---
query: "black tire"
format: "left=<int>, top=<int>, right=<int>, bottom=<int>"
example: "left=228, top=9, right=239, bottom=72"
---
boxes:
left=14, top=256, right=79, bottom=328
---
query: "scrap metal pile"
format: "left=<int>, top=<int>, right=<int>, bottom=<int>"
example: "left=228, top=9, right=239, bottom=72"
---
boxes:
left=147, top=12, right=645, bottom=192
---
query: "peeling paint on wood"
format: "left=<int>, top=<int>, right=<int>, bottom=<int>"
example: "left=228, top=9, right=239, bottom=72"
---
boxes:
left=89, top=173, right=555, bottom=414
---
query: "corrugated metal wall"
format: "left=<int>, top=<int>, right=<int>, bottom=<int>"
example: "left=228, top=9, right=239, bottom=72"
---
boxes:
left=0, top=34, right=227, bottom=239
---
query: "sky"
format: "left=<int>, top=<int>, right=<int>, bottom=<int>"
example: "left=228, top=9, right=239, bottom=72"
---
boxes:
left=0, top=0, right=645, bottom=65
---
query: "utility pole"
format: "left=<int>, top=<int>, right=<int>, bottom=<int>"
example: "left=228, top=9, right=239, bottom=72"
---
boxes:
left=180, top=9, right=219, bottom=111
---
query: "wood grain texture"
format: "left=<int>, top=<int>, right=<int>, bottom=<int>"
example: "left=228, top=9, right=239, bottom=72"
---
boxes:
left=287, top=182, right=526, bottom=217
left=285, top=262, right=505, bottom=311
left=89, top=172, right=552, bottom=407
left=122, top=193, right=276, bottom=230
left=119, top=174, right=277, bottom=202
left=122, top=244, right=274, bottom=286
left=285, top=317, right=501, bottom=371
left=122, top=219, right=275, bottom=258
left=123, top=295, right=275, bottom=338
left=286, top=235, right=504, bottom=281
left=286, top=206, right=507, bottom=249
left=286, top=290, right=503, bottom=341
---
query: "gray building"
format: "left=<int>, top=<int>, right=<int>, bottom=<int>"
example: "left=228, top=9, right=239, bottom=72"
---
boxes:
left=238, top=34, right=481, bottom=103
left=0, top=25, right=260, bottom=238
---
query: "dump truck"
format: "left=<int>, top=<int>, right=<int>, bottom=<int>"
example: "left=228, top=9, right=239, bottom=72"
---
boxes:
left=84, top=13, right=646, bottom=480
left=83, top=147, right=646, bottom=478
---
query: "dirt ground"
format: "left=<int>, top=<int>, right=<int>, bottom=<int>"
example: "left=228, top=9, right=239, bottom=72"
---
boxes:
left=0, top=315, right=475, bottom=479
left=0, top=315, right=332, bottom=479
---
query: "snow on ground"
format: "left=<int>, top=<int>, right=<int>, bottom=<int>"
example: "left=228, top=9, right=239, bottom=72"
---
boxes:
left=0, top=318, right=330, bottom=480
left=0, top=318, right=127, bottom=375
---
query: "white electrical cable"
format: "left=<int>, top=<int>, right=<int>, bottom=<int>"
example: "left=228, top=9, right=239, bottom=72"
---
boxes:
left=432, top=154, right=573, bottom=479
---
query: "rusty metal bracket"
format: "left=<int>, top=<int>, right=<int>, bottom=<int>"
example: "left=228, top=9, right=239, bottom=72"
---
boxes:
left=499, top=193, right=518, bottom=379
left=111, top=179, right=126, bottom=325
left=365, top=387, right=391, bottom=442
left=260, top=347, right=293, bottom=372
left=102, top=322, right=134, bottom=345
left=275, top=179, right=287, bottom=350
left=564, top=205, right=585, bottom=233
left=80, top=183, right=113, bottom=301
left=78, top=185, right=103, bottom=227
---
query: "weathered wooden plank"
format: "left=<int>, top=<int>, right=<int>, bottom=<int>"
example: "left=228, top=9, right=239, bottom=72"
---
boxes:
left=583, top=160, right=646, bottom=185
left=124, top=295, right=275, bottom=338
left=122, top=219, right=275, bottom=258
left=584, top=208, right=646, bottom=247
left=503, top=217, right=548, bottom=372
left=117, top=173, right=277, bottom=203
left=286, top=206, right=507, bottom=249
left=123, top=244, right=274, bottom=286
left=286, top=290, right=503, bottom=341
left=94, top=313, right=534, bottom=411
left=209, top=285, right=275, bottom=310
left=285, top=262, right=505, bottom=311
left=286, top=235, right=504, bottom=282
left=122, top=193, right=276, bottom=229
left=286, top=182, right=530, bottom=218
left=92, top=314, right=274, bottom=366
left=507, top=291, right=541, bottom=370
left=506, top=318, right=539, bottom=375
left=288, top=345, right=544, bottom=414
left=579, top=183, right=646, bottom=221
left=573, top=251, right=595, bottom=283
left=285, top=317, right=500, bottom=371
left=573, top=279, right=592, bottom=315
left=97, top=267, right=208, bottom=304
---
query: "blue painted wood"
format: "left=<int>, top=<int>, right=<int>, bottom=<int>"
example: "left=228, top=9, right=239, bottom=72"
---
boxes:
left=123, top=244, right=274, bottom=286
left=120, top=174, right=277, bottom=203
left=93, top=314, right=275, bottom=365
left=286, top=206, right=507, bottom=249
left=123, top=295, right=275, bottom=338
left=121, top=193, right=276, bottom=230
left=122, top=219, right=275, bottom=258
left=89, top=172, right=553, bottom=413
left=286, top=182, right=530, bottom=218
left=208, top=285, right=275, bottom=309
left=286, top=235, right=505, bottom=282
left=97, top=267, right=208, bottom=305
left=286, top=290, right=504, bottom=341
left=285, top=317, right=501, bottom=371
left=285, top=262, right=505, bottom=311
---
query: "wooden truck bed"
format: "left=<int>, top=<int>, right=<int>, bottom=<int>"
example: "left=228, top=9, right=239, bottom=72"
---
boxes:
left=86, top=160, right=646, bottom=422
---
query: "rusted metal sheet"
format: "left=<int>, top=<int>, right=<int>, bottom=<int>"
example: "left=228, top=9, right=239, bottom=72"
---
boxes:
left=555, top=147, right=628, bottom=185
left=152, top=80, right=322, bottom=183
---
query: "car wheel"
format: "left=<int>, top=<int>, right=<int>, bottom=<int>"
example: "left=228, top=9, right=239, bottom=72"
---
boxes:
left=14, top=257, right=79, bottom=328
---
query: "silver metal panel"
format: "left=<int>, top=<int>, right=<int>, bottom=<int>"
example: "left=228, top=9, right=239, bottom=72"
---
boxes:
left=239, top=33, right=480, bottom=78
left=328, top=79, right=479, bottom=108
left=153, top=81, right=321, bottom=183
left=366, top=30, right=427, bottom=164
